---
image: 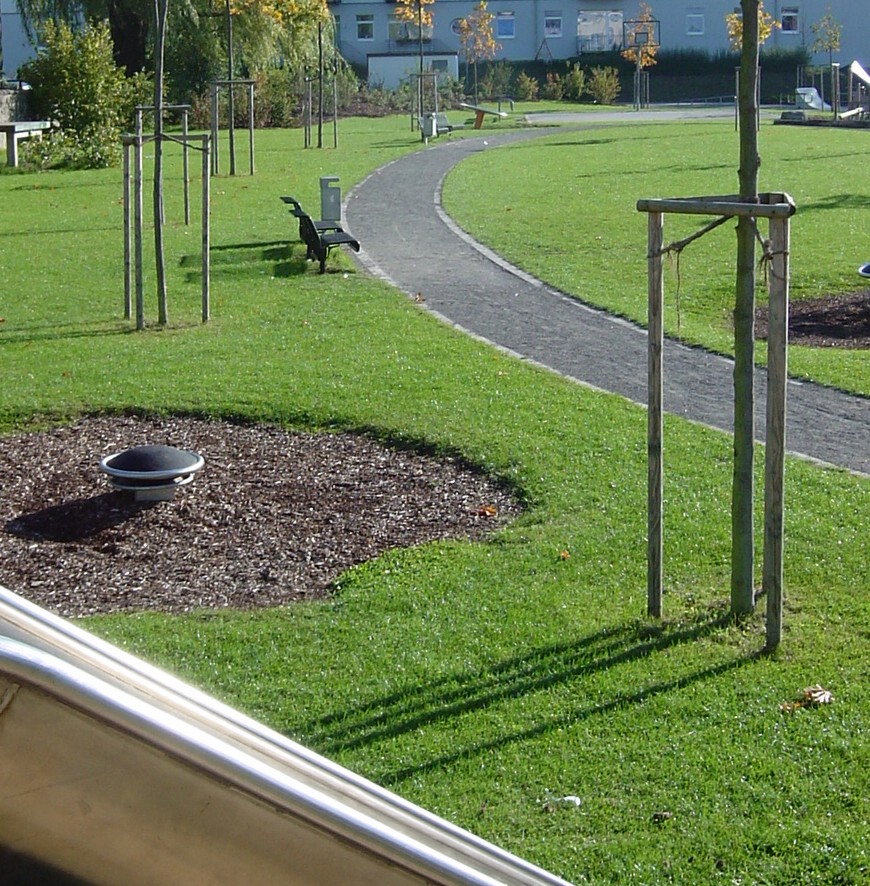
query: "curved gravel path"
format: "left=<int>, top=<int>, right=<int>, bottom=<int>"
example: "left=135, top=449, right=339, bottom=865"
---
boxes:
left=345, top=121, right=870, bottom=477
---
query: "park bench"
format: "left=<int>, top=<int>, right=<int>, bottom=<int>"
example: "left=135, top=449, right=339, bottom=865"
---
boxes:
left=297, top=211, right=360, bottom=274
left=281, top=194, right=345, bottom=260
left=419, top=112, right=464, bottom=138
left=0, top=121, right=52, bottom=167
left=458, top=102, right=508, bottom=130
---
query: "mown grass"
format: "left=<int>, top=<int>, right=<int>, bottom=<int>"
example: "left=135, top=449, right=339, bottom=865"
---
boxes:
left=443, top=118, right=870, bottom=396
left=1, top=113, right=868, bottom=885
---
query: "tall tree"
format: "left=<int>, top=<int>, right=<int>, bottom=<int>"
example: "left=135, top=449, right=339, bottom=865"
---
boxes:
left=457, top=1, right=499, bottom=104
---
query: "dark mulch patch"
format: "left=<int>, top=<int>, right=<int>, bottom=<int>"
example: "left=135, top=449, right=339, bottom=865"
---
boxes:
left=755, top=289, right=870, bottom=349
left=0, top=416, right=521, bottom=617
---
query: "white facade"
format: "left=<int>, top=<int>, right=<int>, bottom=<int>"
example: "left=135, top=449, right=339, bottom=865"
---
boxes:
left=0, top=0, right=37, bottom=80
left=329, top=0, right=870, bottom=82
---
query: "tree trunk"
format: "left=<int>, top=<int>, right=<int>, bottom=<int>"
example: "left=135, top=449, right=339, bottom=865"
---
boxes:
left=153, top=0, right=169, bottom=325
left=732, top=0, right=761, bottom=615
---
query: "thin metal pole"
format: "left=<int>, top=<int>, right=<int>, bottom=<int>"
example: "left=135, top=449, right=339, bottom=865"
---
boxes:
left=647, top=210, right=664, bottom=618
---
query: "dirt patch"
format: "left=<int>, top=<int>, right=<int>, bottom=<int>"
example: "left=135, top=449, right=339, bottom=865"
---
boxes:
left=0, top=416, right=521, bottom=617
left=755, top=290, right=870, bottom=349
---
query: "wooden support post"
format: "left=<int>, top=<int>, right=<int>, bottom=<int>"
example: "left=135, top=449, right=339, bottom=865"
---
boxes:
left=182, top=109, right=191, bottom=225
left=248, top=82, right=255, bottom=175
left=134, top=135, right=145, bottom=331
left=202, top=136, right=211, bottom=323
left=647, top=210, right=664, bottom=618
left=123, top=142, right=132, bottom=321
left=763, top=214, right=790, bottom=650
left=211, top=83, right=220, bottom=175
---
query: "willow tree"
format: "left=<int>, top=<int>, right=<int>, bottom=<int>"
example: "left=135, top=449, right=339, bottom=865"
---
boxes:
left=457, top=1, right=499, bottom=104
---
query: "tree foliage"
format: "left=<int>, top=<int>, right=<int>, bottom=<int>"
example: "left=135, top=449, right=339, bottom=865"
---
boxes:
left=457, top=1, right=499, bottom=102
left=811, top=8, right=842, bottom=65
left=621, top=2, right=658, bottom=69
left=20, top=20, right=149, bottom=167
left=16, top=0, right=330, bottom=103
left=393, top=0, right=434, bottom=31
left=725, top=0, right=778, bottom=52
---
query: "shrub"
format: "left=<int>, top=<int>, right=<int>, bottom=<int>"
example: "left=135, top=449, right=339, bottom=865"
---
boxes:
left=563, top=63, right=587, bottom=101
left=540, top=72, right=564, bottom=101
left=587, top=66, right=621, bottom=104
left=20, top=20, right=146, bottom=169
left=479, top=61, right=513, bottom=100
left=514, top=71, right=539, bottom=101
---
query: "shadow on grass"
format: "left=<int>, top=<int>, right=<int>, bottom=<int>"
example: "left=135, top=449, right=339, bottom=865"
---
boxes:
left=796, top=193, right=870, bottom=213
left=0, top=321, right=135, bottom=346
left=297, top=610, right=748, bottom=782
left=182, top=240, right=308, bottom=281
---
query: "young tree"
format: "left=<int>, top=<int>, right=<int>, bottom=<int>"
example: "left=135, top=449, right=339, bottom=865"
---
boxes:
left=621, top=2, right=658, bottom=110
left=811, top=8, right=841, bottom=66
left=620, top=1, right=658, bottom=70
left=457, top=1, right=499, bottom=104
left=395, top=0, right=435, bottom=128
left=731, top=0, right=762, bottom=616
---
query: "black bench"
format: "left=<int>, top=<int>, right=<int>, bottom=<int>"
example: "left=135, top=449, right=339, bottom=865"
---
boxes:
left=297, top=211, right=360, bottom=273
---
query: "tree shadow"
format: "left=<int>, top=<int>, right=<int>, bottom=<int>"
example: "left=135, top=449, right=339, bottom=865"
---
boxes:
left=6, top=492, right=156, bottom=543
left=797, top=193, right=870, bottom=213
left=0, top=321, right=136, bottom=346
left=179, top=240, right=308, bottom=282
left=295, top=609, right=748, bottom=782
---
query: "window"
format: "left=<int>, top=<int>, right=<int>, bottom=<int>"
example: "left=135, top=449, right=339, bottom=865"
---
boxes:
left=686, top=12, right=704, bottom=36
left=496, top=11, right=515, bottom=39
left=356, top=13, right=374, bottom=40
left=781, top=6, right=799, bottom=33
left=389, top=13, right=432, bottom=42
left=544, top=11, right=562, bottom=38
left=333, top=14, right=341, bottom=46
left=577, top=10, right=623, bottom=53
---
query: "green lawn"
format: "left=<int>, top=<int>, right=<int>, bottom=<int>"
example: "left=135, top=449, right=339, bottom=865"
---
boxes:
left=443, top=117, right=870, bottom=396
left=1, top=113, right=868, bottom=885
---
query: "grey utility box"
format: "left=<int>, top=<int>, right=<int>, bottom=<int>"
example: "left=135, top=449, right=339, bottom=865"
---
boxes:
left=320, top=176, right=341, bottom=222
left=422, top=113, right=437, bottom=139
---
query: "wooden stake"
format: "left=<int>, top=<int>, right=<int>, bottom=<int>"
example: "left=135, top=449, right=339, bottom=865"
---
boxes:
left=647, top=210, right=664, bottom=618
left=763, top=214, right=790, bottom=650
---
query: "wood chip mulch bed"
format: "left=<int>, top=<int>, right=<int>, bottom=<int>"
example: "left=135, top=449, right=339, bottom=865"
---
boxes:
left=755, top=289, right=870, bottom=349
left=0, top=416, right=521, bottom=617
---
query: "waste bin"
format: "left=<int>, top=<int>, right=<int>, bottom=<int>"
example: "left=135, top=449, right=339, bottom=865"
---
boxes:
left=320, top=176, right=341, bottom=222
left=422, top=113, right=437, bottom=139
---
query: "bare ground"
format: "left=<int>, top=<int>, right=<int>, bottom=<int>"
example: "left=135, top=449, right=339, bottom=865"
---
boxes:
left=0, top=415, right=521, bottom=617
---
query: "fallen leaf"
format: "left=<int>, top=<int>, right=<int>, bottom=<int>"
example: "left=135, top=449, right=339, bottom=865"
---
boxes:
left=477, top=504, right=498, bottom=517
left=560, top=550, right=570, bottom=560
left=780, top=684, right=834, bottom=712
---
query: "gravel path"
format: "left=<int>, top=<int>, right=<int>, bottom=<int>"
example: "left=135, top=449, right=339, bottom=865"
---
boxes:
left=344, top=122, right=870, bottom=476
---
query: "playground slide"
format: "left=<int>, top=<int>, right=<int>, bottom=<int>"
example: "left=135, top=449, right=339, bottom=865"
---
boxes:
left=0, top=585, right=571, bottom=886
left=850, top=59, right=870, bottom=87
left=795, top=86, right=831, bottom=111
